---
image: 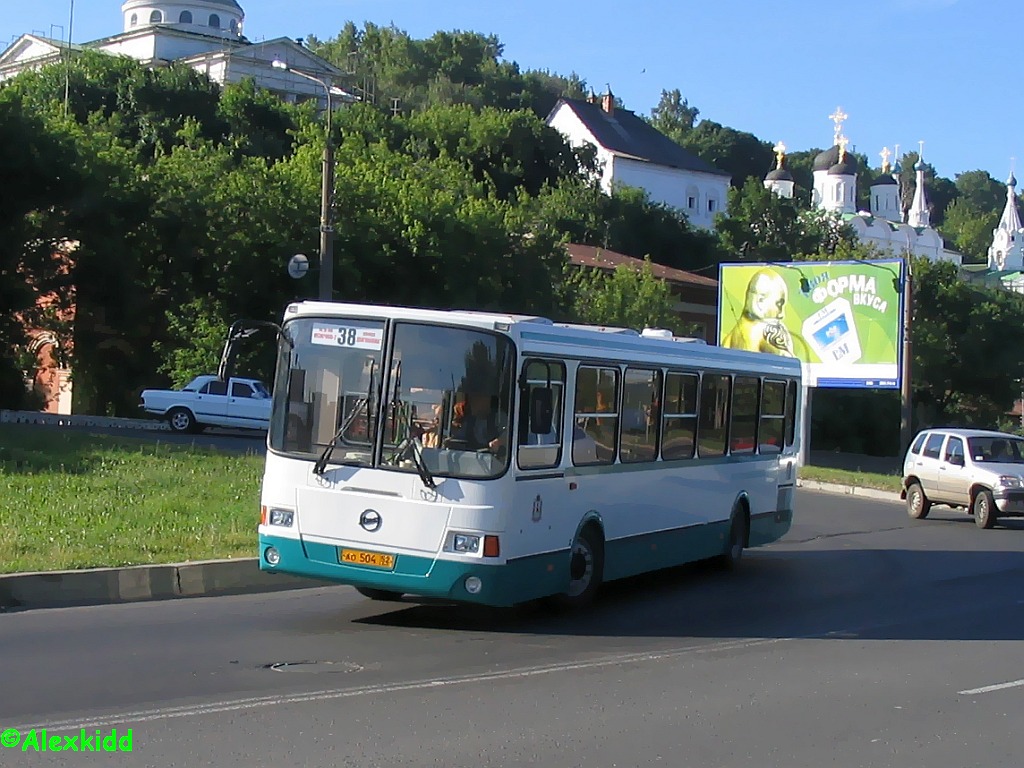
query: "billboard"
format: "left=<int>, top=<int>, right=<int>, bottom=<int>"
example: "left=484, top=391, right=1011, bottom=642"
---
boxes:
left=718, top=259, right=904, bottom=389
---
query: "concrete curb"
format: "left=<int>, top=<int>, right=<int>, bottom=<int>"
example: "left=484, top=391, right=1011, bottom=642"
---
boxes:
left=797, top=478, right=902, bottom=502
left=1, top=409, right=169, bottom=431
left=0, top=558, right=333, bottom=611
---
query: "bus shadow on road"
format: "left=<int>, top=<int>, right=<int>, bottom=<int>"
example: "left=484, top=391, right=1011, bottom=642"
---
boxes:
left=350, top=546, right=1024, bottom=642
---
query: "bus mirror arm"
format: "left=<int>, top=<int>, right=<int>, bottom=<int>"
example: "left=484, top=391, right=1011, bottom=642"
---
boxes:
left=217, top=319, right=285, bottom=382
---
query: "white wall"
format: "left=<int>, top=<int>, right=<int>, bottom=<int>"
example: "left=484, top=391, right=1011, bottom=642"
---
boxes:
left=612, top=157, right=728, bottom=230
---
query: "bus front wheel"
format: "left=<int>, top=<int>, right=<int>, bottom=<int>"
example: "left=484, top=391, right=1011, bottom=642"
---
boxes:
left=553, top=525, right=604, bottom=609
left=355, top=587, right=404, bottom=602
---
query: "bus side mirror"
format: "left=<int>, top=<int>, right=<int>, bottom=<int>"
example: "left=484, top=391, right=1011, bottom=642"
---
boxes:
left=529, top=388, right=553, bottom=435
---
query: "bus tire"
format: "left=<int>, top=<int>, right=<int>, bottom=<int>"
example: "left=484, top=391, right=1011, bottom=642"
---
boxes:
left=354, top=587, right=404, bottom=602
left=552, top=524, right=604, bottom=609
left=718, top=506, right=748, bottom=570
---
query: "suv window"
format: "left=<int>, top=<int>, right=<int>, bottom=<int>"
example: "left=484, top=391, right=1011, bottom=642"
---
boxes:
left=944, top=436, right=964, bottom=464
left=909, top=432, right=927, bottom=454
left=922, top=433, right=945, bottom=460
left=968, top=435, right=1024, bottom=463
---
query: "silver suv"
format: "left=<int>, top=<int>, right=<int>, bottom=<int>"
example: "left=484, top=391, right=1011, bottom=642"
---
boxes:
left=902, top=428, right=1024, bottom=529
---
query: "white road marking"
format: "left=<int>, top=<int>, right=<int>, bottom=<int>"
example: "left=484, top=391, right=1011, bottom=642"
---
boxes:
left=11, top=637, right=787, bottom=732
left=959, top=678, right=1024, bottom=696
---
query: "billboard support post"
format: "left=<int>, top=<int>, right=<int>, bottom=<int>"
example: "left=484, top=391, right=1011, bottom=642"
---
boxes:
left=799, top=383, right=812, bottom=467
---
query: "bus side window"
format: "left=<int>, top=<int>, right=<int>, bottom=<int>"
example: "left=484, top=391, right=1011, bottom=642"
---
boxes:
left=662, top=372, right=697, bottom=460
left=698, top=373, right=731, bottom=458
left=620, top=367, right=660, bottom=463
left=517, top=359, right=565, bottom=470
left=730, top=376, right=760, bottom=455
left=574, top=366, right=619, bottom=465
left=759, top=380, right=786, bottom=454
left=784, top=380, right=798, bottom=447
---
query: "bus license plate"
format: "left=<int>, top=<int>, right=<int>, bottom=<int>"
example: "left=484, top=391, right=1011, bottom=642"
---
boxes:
left=339, top=548, right=396, bottom=569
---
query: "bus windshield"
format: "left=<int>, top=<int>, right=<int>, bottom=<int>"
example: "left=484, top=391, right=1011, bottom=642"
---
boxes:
left=269, top=318, right=514, bottom=480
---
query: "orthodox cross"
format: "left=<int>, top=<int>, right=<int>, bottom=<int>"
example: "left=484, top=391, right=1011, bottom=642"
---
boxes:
left=773, top=141, right=786, bottom=169
left=880, top=146, right=891, bottom=174
left=837, top=134, right=849, bottom=161
left=829, top=106, right=848, bottom=145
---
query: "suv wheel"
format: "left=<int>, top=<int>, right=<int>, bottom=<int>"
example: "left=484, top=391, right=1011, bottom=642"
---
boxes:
left=906, top=482, right=931, bottom=519
left=973, top=489, right=997, bottom=529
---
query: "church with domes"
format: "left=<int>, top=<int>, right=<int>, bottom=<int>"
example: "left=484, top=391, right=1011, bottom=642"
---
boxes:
left=765, top=107, right=961, bottom=265
left=0, top=0, right=349, bottom=108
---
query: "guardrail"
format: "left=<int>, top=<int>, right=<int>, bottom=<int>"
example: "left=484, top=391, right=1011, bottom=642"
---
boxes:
left=0, top=410, right=169, bottom=431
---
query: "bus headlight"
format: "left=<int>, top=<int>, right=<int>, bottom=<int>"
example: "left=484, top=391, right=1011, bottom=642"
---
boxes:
left=265, top=547, right=281, bottom=566
left=465, top=576, right=483, bottom=594
left=453, top=534, right=480, bottom=553
left=268, top=508, right=294, bottom=527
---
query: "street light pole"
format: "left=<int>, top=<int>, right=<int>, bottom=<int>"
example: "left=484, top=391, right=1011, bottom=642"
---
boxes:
left=318, top=92, right=334, bottom=303
left=900, top=252, right=913, bottom=452
left=272, top=60, right=336, bottom=301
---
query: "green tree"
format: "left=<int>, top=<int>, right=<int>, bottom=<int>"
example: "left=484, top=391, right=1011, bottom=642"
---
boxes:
left=955, top=169, right=1005, bottom=213
left=940, top=198, right=997, bottom=264
left=716, top=178, right=824, bottom=262
left=561, top=260, right=688, bottom=333
left=648, top=88, right=699, bottom=144
left=530, top=180, right=721, bottom=274
left=0, top=100, right=79, bottom=408
left=679, top=120, right=774, bottom=188
left=911, top=258, right=1024, bottom=426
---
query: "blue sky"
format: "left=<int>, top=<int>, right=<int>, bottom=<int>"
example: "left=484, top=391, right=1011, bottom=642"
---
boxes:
left=2, top=0, right=1014, bottom=185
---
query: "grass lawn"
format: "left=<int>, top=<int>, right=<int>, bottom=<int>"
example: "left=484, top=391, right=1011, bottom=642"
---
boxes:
left=0, top=424, right=904, bottom=575
left=0, top=424, right=263, bottom=574
left=799, top=465, right=903, bottom=494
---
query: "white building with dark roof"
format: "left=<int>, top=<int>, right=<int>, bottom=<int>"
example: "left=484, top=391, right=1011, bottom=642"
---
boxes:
left=0, top=0, right=346, bottom=108
left=546, top=90, right=731, bottom=230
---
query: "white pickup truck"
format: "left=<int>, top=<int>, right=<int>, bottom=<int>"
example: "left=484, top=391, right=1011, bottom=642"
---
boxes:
left=139, top=375, right=272, bottom=433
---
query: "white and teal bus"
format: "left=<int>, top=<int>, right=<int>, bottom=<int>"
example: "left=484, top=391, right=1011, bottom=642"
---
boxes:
left=257, top=301, right=802, bottom=608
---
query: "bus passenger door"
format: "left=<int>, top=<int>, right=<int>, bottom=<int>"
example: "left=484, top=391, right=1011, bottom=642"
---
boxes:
left=514, top=360, right=573, bottom=585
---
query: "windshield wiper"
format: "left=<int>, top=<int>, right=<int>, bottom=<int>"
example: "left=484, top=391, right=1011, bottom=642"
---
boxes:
left=313, top=361, right=376, bottom=476
left=388, top=403, right=436, bottom=490
left=393, top=435, right=436, bottom=490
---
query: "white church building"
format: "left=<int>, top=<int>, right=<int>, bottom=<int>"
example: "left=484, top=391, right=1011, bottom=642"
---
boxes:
left=0, top=0, right=348, bottom=108
left=765, top=108, right=962, bottom=265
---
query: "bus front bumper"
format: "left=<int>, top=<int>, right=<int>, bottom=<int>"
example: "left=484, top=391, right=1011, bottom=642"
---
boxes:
left=258, top=533, right=561, bottom=607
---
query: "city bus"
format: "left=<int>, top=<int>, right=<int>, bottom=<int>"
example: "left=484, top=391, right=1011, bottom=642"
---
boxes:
left=257, top=300, right=802, bottom=608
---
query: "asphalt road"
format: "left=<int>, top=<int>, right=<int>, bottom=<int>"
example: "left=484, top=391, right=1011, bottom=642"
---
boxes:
left=2, top=489, right=1024, bottom=767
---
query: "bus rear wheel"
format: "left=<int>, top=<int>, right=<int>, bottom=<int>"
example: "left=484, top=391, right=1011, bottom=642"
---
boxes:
left=355, top=587, right=404, bottom=602
left=718, top=507, right=748, bottom=570
left=552, top=525, right=604, bottom=609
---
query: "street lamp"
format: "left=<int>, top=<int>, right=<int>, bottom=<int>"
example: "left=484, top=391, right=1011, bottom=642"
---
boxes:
left=900, top=250, right=913, bottom=453
left=272, top=60, right=353, bottom=302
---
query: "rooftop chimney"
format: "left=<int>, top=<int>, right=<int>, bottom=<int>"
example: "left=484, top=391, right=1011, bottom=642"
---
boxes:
left=601, top=87, right=614, bottom=114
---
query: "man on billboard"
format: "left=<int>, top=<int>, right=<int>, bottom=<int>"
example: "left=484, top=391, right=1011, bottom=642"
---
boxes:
left=722, top=268, right=796, bottom=357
